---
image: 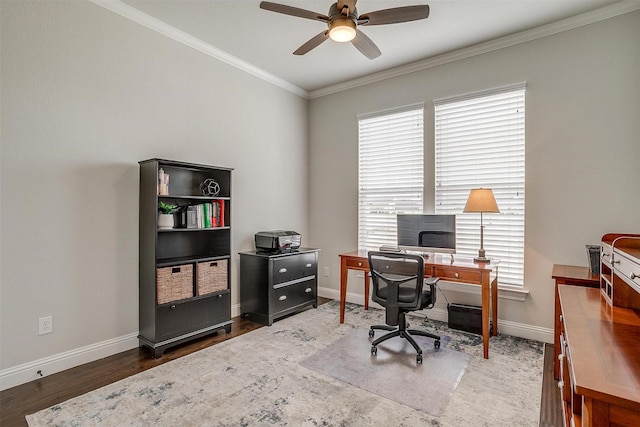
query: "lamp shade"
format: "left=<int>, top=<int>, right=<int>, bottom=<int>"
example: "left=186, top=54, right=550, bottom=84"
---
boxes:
left=463, top=188, right=500, bottom=213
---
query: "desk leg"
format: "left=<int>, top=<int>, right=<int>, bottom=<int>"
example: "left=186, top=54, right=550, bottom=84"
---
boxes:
left=340, top=258, right=347, bottom=324
left=364, top=274, right=369, bottom=310
left=482, top=281, right=490, bottom=359
left=491, top=277, right=498, bottom=336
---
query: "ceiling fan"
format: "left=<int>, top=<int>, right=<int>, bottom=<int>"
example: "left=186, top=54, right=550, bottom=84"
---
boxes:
left=259, top=1, right=430, bottom=59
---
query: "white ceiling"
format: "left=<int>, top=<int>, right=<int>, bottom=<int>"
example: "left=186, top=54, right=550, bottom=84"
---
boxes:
left=113, top=0, right=635, bottom=95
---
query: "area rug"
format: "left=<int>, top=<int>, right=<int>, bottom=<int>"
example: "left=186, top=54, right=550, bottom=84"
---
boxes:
left=26, top=301, right=543, bottom=426
left=301, top=328, right=470, bottom=416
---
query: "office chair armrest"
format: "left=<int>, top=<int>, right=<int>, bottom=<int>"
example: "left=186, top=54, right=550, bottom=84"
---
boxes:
left=424, top=277, right=439, bottom=308
left=425, top=277, right=439, bottom=285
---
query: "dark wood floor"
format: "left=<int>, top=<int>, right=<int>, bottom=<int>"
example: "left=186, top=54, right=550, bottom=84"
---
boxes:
left=1, top=299, right=561, bottom=426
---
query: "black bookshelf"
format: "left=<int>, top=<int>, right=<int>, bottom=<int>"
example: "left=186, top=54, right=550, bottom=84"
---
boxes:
left=139, top=158, right=233, bottom=357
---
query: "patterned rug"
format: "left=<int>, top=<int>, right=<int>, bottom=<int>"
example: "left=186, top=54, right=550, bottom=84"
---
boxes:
left=26, top=301, right=543, bottom=426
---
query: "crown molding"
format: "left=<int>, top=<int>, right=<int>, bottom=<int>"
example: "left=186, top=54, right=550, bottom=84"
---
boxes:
left=89, top=0, right=309, bottom=99
left=308, top=1, right=640, bottom=99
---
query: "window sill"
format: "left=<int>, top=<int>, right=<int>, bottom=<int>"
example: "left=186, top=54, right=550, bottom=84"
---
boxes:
left=437, top=280, right=529, bottom=302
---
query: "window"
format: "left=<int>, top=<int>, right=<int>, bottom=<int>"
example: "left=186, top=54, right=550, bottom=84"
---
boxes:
left=358, top=104, right=424, bottom=250
left=434, top=83, right=525, bottom=287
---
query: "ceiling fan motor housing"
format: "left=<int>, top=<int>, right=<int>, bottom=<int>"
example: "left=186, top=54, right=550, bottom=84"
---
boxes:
left=328, top=3, right=358, bottom=42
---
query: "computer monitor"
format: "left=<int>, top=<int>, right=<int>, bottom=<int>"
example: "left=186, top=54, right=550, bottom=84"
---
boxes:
left=396, top=214, right=456, bottom=254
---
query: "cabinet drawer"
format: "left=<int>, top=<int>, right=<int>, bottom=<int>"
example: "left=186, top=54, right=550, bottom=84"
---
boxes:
left=271, top=253, right=317, bottom=284
left=156, top=293, right=230, bottom=342
left=272, top=277, right=316, bottom=313
left=434, top=267, right=481, bottom=283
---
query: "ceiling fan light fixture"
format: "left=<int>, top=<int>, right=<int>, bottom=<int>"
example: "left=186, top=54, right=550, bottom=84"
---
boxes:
left=329, top=19, right=356, bottom=42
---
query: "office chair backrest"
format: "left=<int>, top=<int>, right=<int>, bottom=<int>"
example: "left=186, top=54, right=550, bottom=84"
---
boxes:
left=368, top=251, right=425, bottom=326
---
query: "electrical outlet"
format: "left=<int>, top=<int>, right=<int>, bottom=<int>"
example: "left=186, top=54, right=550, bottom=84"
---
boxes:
left=38, top=316, right=53, bottom=335
left=323, top=267, right=330, bottom=277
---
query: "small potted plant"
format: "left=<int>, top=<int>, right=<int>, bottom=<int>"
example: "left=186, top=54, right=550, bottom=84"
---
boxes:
left=158, top=201, right=178, bottom=229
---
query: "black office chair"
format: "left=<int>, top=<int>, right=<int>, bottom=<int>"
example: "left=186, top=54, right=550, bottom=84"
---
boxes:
left=368, top=251, right=441, bottom=364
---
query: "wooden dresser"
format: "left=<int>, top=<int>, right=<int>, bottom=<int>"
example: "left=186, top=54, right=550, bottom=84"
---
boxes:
left=557, top=234, right=640, bottom=427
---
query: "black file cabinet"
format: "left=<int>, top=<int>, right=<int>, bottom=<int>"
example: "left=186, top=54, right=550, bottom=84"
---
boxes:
left=239, top=249, right=319, bottom=326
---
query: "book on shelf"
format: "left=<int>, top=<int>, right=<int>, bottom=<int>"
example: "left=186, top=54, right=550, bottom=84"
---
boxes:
left=203, top=203, right=211, bottom=228
left=186, top=206, right=198, bottom=229
left=180, top=202, right=226, bottom=229
left=216, top=200, right=225, bottom=227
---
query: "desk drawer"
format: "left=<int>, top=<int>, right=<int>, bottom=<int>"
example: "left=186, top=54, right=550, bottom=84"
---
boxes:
left=345, top=258, right=369, bottom=270
left=434, top=267, right=481, bottom=283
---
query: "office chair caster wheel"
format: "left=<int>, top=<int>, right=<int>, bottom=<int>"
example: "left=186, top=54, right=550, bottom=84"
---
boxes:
left=371, top=346, right=377, bottom=355
left=369, top=329, right=375, bottom=338
left=417, top=354, right=423, bottom=364
left=434, top=340, right=441, bottom=349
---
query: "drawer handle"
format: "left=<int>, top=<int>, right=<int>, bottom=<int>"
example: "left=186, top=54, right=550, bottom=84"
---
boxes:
left=279, top=268, right=287, bottom=273
left=210, top=262, right=218, bottom=267
left=630, top=272, right=639, bottom=280
left=305, top=263, right=312, bottom=268
left=454, top=272, right=459, bottom=278
left=558, top=354, right=564, bottom=361
left=557, top=381, right=564, bottom=389
left=612, top=259, right=620, bottom=264
left=358, top=262, right=362, bottom=267
left=305, top=287, right=312, bottom=293
left=172, top=267, right=181, bottom=273
left=170, top=305, right=176, bottom=309
left=217, top=294, right=223, bottom=298
left=279, top=295, right=287, bottom=301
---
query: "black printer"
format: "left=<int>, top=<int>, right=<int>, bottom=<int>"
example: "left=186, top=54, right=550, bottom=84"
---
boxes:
left=255, top=230, right=301, bottom=253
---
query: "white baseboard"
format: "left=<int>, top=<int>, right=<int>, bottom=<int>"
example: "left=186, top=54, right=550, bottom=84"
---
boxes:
left=317, top=286, right=553, bottom=344
left=0, top=333, right=139, bottom=391
left=1, top=303, right=244, bottom=391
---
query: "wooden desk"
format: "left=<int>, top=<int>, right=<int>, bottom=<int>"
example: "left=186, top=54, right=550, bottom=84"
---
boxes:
left=551, top=264, right=600, bottom=379
left=558, top=286, right=640, bottom=426
left=339, top=250, right=499, bottom=359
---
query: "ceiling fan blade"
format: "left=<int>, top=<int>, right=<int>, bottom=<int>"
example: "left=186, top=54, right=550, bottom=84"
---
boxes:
left=351, top=30, right=381, bottom=59
left=259, top=1, right=329, bottom=22
left=358, top=5, right=430, bottom=26
left=293, top=31, right=330, bottom=55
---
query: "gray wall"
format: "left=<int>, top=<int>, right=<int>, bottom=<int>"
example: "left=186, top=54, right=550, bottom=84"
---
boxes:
left=308, top=10, right=640, bottom=339
left=1, top=0, right=308, bottom=376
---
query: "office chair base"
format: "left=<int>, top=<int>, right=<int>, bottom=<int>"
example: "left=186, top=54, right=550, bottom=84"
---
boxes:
left=369, top=315, right=441, bottom=364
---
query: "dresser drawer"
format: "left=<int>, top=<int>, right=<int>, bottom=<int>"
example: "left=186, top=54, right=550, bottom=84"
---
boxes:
left=434, top=267, right=482, bottom=283
left=272, top=277, right=316, bottom=313
left=271, top=252, right=317, bottom=285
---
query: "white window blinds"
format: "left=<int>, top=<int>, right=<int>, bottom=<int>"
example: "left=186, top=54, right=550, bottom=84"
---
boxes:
left=434, top=83, right=525, bottom=287
left=358, top=105, right=424, bottom=250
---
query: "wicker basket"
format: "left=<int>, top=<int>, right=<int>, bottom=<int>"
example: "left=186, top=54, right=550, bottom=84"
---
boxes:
left=156, top=264, right=194, bottom=304
left=197, top=259, right=228, bottom=295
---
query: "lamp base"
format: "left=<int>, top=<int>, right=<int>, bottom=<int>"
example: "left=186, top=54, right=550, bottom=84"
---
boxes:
left=474, top=248, right=490, bottom=263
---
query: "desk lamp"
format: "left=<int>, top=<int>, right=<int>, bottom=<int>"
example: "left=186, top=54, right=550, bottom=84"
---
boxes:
left=463, top=188, right=500, bottom=263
